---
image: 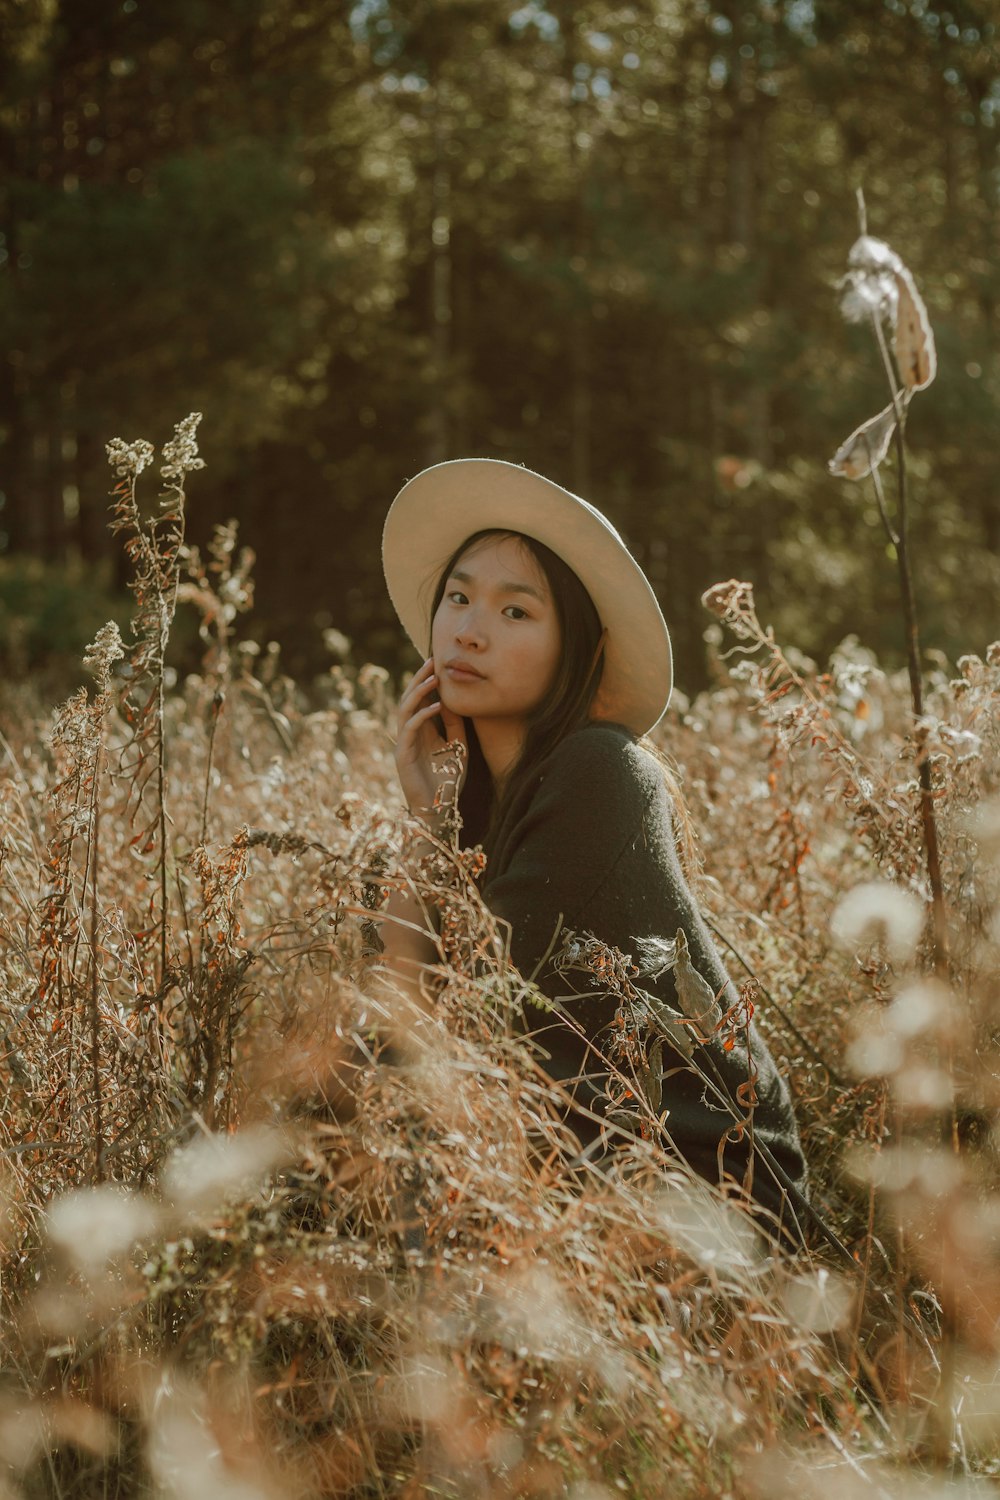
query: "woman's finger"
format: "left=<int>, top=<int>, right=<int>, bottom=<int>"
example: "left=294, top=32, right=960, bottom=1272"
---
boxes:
left=396, top=698, right=444, bottom=749
left=397, top=672, right=438, bottom=729
left=398, top=668, right=433, bottom=711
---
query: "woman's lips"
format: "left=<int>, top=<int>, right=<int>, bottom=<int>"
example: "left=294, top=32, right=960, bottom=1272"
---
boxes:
left=443, top=661, right=485, bottom=682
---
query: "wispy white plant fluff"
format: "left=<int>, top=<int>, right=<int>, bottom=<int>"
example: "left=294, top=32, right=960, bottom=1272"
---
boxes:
left=782, top=1268, right=855, bottom=1335
left=162, top=1126, right=291, bottom=1217
left=47, top=1186, right=161, bottom=1272
left=830, top=880, right=925, bottom=966
left=146, top=1383, right=273, bottom=1500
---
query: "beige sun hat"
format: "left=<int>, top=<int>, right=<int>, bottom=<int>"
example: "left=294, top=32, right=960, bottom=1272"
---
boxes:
left=382, top=458, right=672, bottom=736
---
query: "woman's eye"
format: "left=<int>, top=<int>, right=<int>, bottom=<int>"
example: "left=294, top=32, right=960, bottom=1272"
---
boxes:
left=504, top=605, right=529, bottom=621
left=447, top=590, right=468, bottom=605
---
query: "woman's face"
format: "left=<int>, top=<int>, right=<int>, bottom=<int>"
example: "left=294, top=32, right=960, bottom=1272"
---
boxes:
left=431, top=534, right=562, bottom=730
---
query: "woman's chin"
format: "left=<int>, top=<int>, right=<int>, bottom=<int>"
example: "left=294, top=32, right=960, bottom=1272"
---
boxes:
left=439, top=683, right=480, bottom=715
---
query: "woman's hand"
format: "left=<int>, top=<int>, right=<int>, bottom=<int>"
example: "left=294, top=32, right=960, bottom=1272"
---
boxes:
left=394, top=657, right=467, bottom=825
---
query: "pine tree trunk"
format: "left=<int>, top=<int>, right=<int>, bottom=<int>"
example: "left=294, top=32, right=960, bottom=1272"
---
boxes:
left=427, top=84, right=452, bottom=466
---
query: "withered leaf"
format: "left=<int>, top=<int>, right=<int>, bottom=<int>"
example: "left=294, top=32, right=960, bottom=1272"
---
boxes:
left=639, top=1046, right=664, bottom=1112
left=646, top=1001, right=696, bottom=1060
left=672, top=928, right=721, bottom=1030
left=894, top=267, right=936, bottom=392
left=828, top=402, right=898, bottom=481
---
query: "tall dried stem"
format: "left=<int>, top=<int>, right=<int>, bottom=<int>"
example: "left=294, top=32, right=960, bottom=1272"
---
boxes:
left=832, top=200, right=958, bottom=1462
left=82, top=624, right=124, bottom=1183
left=107, top=416, right=204, bottom=987
left=867, top=310, right=949, bottom=975
left=831, top=197, right=947, bottom=973
left=177, top=519, right=255, bottom=849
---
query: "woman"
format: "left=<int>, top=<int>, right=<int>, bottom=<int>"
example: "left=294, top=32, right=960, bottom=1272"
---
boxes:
left=380, top=458, right=808, bottom=1247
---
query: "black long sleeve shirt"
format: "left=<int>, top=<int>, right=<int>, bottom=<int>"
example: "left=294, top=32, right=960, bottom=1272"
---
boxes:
left=481, top=721, right=808, bottom=1235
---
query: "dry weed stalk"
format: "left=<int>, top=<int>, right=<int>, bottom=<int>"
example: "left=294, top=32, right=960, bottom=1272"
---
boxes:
left=830, top=193, right=945, bottom=969
left=177, top=518, right=256, bottom=845
left=108, top=414, right=203, bottom=987
left=701, top=578, right=925, bottom=890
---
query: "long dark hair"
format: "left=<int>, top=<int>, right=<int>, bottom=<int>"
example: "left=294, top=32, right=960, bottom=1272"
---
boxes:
left=428, top=529, right=605, bottom=850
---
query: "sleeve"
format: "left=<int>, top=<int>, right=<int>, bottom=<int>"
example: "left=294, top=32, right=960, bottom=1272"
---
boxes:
left=482, top=728, right=651, bottom=981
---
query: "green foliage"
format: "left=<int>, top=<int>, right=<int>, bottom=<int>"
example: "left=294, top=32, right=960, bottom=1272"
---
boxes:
left=1, top=1, right=998, bottom=685
left=0, top=553, right=128, bottom=683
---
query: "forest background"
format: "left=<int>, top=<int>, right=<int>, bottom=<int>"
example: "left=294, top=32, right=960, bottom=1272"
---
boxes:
left=1, top=0, right=998, bottom=693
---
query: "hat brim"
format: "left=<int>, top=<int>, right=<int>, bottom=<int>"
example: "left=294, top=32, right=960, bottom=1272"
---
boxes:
left=382, top=458, right=672, bottom=737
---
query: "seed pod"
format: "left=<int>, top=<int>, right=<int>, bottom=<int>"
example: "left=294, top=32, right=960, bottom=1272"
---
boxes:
left=828, top=402, right=898, bottom=481
left=673, top=928, right=721, bottom=1029
left=894, top=266, right=936, bottom=392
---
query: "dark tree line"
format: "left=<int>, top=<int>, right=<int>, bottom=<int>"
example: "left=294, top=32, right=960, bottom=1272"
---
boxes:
left=1, top=0, right=998, bottom=687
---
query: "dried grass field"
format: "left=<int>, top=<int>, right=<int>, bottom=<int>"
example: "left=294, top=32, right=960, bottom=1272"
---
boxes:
left=0, top=424, right=999, bottom=1499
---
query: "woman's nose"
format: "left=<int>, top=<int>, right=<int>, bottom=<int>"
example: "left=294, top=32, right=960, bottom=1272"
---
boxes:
left=455, top=614, right=485, bottom=649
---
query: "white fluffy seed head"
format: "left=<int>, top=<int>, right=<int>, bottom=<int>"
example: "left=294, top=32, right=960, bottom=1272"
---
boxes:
left=782, top=1269, right=855, bottom=1333
left=46, top=1186, right=160, bottom=1272
left=886, top=981, right=951, bottom=1040
left=831, top=880, right=925, bottom=966
left=845, top=1143, right=963, bottom=1198
left=653, top=1179, right=765, bottom=1277
left=961, top=798, right=1000, bottom=872
left=146, top=1385, right=275, bottom=1500
left=0, top=1401, right=48, bottom=1472
left=487, top=1264, right=583, bottom=1363
left=382, top=1351, right=456, bottom=1425
left=162, top=1127, right=291, bottom=1218
left=892, top=1066, right=954, bottom=1111
left=846, top=1010, right=904, bottom=1079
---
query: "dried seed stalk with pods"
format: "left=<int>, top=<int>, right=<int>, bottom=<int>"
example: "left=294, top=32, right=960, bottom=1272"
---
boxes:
left=829, top=193, right=946, bottom=971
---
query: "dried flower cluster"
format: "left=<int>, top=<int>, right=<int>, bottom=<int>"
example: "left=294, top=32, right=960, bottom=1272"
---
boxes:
left=160, top=411, right=206, bottom=485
